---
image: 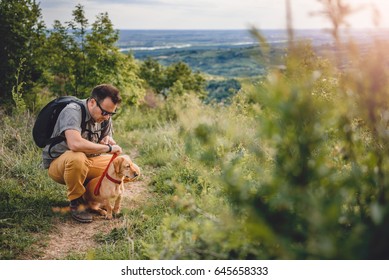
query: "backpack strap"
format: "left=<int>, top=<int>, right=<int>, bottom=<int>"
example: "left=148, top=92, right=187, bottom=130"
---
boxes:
left=80, top=103, right=87, bottom=132
left=48, top=101, right=87, bottom=158
left=48, top=136, right=66, bottom=158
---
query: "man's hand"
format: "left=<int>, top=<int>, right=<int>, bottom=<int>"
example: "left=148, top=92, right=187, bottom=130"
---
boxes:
left=100, top=136, right=116, bottom=145
left=65, top=129, right=122, bottom=154
left=109, top=144, right=122, bottom=154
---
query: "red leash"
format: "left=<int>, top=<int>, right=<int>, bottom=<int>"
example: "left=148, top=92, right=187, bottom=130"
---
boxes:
left=94, top=153, right=119, bottom=196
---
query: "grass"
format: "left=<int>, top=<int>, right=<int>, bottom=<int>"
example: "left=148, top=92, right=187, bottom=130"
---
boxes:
left=88, top=193, right=170, bottom=260
left=0, top=112, right=67, bottom=259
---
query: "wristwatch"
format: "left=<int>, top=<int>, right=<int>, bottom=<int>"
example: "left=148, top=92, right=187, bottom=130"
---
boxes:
left=107, top=144, right=112, bottom=153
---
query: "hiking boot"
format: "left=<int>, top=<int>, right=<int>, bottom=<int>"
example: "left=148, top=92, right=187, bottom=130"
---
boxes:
left=70, top=198, right=92, bottom=223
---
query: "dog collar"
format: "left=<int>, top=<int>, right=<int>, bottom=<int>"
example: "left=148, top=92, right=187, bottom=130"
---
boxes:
left=94, top=153, right=119, bottom=196
left=105, top=173, right=122, bottom=185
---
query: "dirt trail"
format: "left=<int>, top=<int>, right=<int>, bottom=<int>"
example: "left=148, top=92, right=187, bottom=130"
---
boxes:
left=39, top=179, right=148, bottom=260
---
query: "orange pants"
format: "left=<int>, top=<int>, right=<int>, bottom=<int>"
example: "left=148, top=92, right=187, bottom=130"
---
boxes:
left=48, top=151, right=112, bottom=201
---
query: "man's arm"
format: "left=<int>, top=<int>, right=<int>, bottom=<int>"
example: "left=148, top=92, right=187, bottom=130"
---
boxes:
left=65, top=129, right=122, bottom=154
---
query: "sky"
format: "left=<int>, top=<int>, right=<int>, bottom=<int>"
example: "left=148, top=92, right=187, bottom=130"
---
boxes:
left=38, top=0, right=389, bottom=30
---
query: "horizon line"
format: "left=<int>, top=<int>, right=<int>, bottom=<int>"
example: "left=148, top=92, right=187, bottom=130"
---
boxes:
left=116, top=27, right=389, bottom=31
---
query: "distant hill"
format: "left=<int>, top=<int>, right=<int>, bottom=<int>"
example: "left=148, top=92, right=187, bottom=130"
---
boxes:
left=119, top=29, right=291, bottom=77
left=119, top=29, right=389, bottom=78
left=132, top=45, right=287, bottom=78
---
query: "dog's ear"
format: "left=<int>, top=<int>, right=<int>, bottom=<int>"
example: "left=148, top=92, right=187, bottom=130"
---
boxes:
left=113, top=157, right=124, bottom=174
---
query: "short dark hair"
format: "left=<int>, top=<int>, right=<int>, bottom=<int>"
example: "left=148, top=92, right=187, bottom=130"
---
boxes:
left=91, top=84, right=122, bottom=104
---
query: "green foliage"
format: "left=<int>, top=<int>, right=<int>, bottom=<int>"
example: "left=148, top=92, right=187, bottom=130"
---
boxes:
left=128, top=32, right=389, bottom=259
left=139, top=58, right=206, bottom=99
left=0, top=0, right=46, bottom=108
left=43, top=4, right=144, bottom=106
left=68, top=3, right=89, bottom=95
left=87, top=194, right=171, bottom=260
left=12, top=58, right=27, bottom=114
left=139, top=57, right=166, bottom=93
left=83, top=11, right=118, bottom=89
left=333, top=38, right=389, bottom=258
left=169, top=80, right=185, bottom=97
left=205, top=79, right=242, bottom=104
left=44, top=20, right=78, bottom=95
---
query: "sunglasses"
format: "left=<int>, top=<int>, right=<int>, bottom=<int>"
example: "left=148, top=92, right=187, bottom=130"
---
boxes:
left=94, top=98, right=117, bottom=116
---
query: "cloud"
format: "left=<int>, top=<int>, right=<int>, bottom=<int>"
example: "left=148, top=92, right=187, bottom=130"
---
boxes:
left=38, top=0, right=78, bottom=9
left=87, top=0, right=169, bottom=5
left=38, top=0, right=389, bottom=30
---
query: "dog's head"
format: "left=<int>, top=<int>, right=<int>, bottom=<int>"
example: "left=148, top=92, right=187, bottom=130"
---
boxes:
left=113, top=155, right=140, bottom=182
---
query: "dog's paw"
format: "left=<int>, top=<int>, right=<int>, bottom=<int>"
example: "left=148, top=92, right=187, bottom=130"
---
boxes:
left=105, top=214, right=113, bottom=220
left=98, top=209, right=107, bottom=216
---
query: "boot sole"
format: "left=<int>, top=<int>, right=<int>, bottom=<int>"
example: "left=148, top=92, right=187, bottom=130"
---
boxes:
left=71, top=213, right=93, bottom=223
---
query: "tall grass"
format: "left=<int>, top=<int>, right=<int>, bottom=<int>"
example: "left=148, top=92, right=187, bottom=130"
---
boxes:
left=0, top=111, right=66, bottom=259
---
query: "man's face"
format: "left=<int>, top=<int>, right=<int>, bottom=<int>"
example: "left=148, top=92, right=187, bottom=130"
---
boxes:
left=90, top=97, right=117, bottom=123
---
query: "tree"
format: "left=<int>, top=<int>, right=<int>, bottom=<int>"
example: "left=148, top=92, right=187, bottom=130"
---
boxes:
left=43, top=5, right=144, bottom=104
left=165, top=62, right=192, bottom=87
left=166, top=62, right=206, bottom=98
left=45, top=20, right=78, bottom=95
left=169, top=80, right=185, bottom=96
left=114, top=53, right=144, bottom=106
left=205, top=79, right=242, bottom=104
left=0, top=0, right=46, bottom=108
left=84, top=12, right=119, bottom=91
left=84, top=12, right=144, bottom=105
left=139, top=59, right=206, bottom=99
left=67, top=4, right=89, bottom=96
left=139, top=57, right=166, bottom=93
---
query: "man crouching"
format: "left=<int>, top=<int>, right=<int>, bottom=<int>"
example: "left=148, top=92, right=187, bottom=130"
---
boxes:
left=43, top=84, right=123, bottom=223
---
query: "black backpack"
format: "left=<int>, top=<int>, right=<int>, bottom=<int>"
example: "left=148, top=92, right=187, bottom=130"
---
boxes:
left=32, top=96, right=86, bottom=156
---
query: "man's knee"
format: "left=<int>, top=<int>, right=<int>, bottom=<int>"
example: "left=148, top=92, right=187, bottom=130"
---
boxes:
left=64, top=151, right=90, bottom=171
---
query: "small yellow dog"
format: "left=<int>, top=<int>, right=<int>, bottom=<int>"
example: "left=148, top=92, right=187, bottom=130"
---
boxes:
left=84, top=155, right=140, bottom=219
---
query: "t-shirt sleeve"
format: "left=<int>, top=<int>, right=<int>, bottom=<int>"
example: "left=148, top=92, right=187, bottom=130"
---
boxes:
left=57, top=104, right=83, bottom=135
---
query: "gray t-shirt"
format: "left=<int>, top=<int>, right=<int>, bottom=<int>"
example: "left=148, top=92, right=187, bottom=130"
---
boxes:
left=42, top=99, right=112, bottom=168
